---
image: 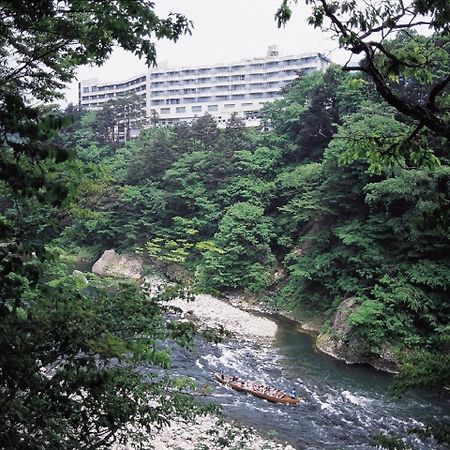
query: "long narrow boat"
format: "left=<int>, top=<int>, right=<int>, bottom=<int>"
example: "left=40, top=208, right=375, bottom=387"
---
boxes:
left=214, top=373, right=300, bottom=405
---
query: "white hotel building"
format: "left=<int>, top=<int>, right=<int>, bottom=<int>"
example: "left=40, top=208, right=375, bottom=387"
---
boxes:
left=79, top=47, right=330, bottom=127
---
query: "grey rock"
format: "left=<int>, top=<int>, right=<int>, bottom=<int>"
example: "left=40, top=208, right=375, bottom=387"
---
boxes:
left=316, top=297, right=399, bottom=373
left=92, top=249, right=143, bottom=279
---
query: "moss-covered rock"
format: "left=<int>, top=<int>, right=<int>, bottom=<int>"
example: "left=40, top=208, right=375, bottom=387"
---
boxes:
left=315, top=297, right=399, bottom=373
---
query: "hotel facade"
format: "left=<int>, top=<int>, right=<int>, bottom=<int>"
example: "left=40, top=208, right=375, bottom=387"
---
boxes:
left=79, top=47, right=330, bottom=128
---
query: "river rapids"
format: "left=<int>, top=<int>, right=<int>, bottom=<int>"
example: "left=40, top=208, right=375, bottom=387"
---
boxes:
left=165, top=301, right=449, bottom=450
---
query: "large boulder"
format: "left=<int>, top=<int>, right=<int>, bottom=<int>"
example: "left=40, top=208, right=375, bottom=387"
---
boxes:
left=315, top=297, right=399, bottom=373
left=92, top=250, right=143, bottom=280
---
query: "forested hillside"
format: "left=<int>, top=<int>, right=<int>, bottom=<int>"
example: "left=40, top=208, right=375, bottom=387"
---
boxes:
left=58, top=32, right=450, bottom=391
left=2, top=0, right=449, bottom=447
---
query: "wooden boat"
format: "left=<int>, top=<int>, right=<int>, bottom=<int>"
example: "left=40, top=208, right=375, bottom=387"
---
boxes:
left=214, top=372, right=300, bottom=405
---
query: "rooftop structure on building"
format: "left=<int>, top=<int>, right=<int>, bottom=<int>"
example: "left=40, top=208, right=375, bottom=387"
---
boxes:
left=78, top=46, right=331, bottom=129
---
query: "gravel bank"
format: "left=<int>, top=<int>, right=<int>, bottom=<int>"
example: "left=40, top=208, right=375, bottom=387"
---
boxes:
left=119, top=276, right=291, bottom=449
left=148, top=414, right=296, bottom=450
left=167, top=293, right=278, bottom=339
left=113, top=414, right=296, bottom=449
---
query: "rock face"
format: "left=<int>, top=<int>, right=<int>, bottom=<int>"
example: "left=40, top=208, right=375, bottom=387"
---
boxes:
left=315, top=297, right=399, bottom=373
left=91, top=250, right=143, bottom=279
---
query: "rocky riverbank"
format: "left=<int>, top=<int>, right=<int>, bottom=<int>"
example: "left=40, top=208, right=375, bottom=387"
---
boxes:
left=90, top=248, right=400, bottom=373
left=314, top=297, right=400, bottom=373
left=133, top=415, right=296, bottom=450
left=167, top=293, right=278, bottom=339
left=92, top=252, right=289, bottom=449
left=218, top=293, right=400, bottom=373
left=91, top=250, right=399, bottom=450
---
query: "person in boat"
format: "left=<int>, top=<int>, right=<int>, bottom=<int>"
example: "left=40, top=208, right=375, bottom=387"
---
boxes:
left=290, top=388, right=297, bottom=399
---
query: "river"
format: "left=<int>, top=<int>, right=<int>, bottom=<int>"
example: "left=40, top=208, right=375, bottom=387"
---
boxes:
left=169, top=309, right=449, bottom=449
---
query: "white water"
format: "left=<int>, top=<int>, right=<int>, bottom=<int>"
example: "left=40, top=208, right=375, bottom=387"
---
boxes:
left=168, top=312, right=449, bottom=449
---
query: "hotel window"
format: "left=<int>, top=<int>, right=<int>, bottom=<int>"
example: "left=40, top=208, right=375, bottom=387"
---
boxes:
left=83, top=87, right=90, bottom=93
left=224, top=104, right=235, bottom=108
left=241, top=103, right=253, bottom=107
left=208, top=105, right=218, bottom=112
left=161, top=108, right=170, bottom=114
left=176, top=107, right=186, bottom=113
left=192, top=106, right=202, bottom=113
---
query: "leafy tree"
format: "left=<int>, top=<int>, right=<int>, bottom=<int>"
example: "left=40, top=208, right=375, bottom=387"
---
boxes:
left=220, top=113, right=253, bottom=153
left=0, top=0, right=202, bottom=447
left=127, top=128, right=178, bottom=184
left=200, top=202, right=274, bottom=292
left=95, top=94, right=147, bottom=143
left=0, top=266, right=210, bottom=449
left=109, top=182, right=167, bottom=248
left=274, top=162, right=324, bottom=249
left=189, top=113, right=221, bottom=151
left=163, top=150, right=221, bottom=235
left=263, top=66, right=371, bottom=163
left=390, top=351, right=450, bottom=396
left=335, top=103, right=437, bottom=172
left=276, top=0, right=450, bottom=158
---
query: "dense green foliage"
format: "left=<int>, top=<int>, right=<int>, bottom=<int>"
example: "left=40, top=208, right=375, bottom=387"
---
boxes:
left=1, top=0, right=449, bottom=447
left=276, top=0, right=450, bottom=143
left=0, top=1, right=217, bottom=448
left=63, top=41, right=449, bottom=389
